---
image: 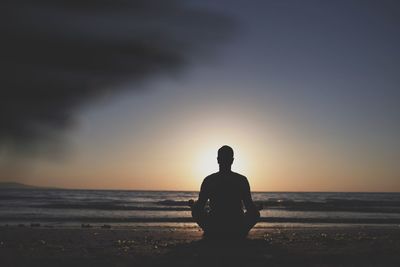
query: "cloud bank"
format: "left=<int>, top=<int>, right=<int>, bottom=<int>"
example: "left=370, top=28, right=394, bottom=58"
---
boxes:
left=0, top=0, right=232, bottom=151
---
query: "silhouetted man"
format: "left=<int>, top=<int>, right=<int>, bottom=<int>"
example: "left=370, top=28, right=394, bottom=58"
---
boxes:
left=190, top=145, right=260, bottom=238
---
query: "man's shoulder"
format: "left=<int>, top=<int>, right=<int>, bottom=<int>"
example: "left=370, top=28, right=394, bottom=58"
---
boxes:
left=203, top=172, right=219, bottom=182
left=231, top=171, right=248, bottom=180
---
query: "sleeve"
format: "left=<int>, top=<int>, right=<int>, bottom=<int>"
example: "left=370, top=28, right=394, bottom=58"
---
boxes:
left=242, top=176, right=257, bottom=212
left=196, top=177, right=209, bottom=209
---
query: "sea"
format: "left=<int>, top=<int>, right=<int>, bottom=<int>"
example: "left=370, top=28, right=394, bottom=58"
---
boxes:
left=1, top=189, right=400, bottom=227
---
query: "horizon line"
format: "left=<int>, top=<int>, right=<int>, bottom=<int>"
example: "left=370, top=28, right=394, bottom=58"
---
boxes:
left=1, top=182, right=399, bottom=194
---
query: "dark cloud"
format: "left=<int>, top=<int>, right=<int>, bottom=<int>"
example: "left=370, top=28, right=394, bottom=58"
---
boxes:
left=0, top=0, right=232, bottom=150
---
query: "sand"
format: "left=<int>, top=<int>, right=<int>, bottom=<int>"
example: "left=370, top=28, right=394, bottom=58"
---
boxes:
left=1, top=224, right=400, bottom=267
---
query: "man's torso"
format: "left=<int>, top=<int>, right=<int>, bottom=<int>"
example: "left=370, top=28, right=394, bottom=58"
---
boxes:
left=203, top=171, right=247, bottom=218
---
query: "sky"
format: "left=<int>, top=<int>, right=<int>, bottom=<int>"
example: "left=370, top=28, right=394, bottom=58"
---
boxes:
left=1, top=0, right=400, bottom=191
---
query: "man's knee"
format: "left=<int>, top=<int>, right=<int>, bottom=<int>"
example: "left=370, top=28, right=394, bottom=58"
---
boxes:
left=244, top=209, right=260, bottom=232
left=247, top=209, right=260, bottom=220
left=191, top=203, right=203, bottom=219
left=254, top=209, right=260, bottom=220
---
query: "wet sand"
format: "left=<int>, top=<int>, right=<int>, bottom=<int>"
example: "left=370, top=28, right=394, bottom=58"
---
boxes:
left=1, top=225, right=400, bottom=267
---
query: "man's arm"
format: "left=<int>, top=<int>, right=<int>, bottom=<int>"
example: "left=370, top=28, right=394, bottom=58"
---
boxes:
left=242, top=177, right=259, bottom=213
left=195, top=178, right=209, bottom=210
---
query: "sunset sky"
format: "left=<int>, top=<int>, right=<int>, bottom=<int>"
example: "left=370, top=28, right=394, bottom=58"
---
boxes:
left=1, top=0, right=400, bottom=192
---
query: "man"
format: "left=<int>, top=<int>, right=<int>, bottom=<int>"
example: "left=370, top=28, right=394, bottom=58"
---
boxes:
left=189, top=145, right=260, bottom=238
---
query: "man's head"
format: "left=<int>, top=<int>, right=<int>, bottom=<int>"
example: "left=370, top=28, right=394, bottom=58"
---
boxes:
left=217, top=145, right=234, bottom=170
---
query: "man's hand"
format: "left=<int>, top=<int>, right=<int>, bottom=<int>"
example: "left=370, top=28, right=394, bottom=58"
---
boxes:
left=188, top=199, right=195, bottom=208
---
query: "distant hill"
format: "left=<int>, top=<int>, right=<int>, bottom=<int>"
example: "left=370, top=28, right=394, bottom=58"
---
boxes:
left=0, top=182, right=45, bottom=189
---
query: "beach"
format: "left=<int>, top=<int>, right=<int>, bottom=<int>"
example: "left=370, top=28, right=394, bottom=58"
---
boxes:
left=1, top=224, right=400, bottom=267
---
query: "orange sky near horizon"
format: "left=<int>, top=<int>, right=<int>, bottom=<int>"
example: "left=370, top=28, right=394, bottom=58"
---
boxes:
left=7, top=102, right=397, bottom=193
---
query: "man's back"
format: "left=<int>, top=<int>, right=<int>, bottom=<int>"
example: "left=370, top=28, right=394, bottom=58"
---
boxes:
left=200, top=171, right=249, bottom=219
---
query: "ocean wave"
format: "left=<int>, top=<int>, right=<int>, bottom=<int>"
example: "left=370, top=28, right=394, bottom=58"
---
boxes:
left=1, top=191, right=399, bottom=214
left=3, top=199, right=395, bottom=214
left=156, top=200, right=190, bottom=206
left=30, top=203, right=190, bottom=211
left=155, top=199, right=400, bottom=213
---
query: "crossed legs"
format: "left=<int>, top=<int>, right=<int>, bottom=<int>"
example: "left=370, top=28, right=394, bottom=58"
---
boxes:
left=190, top=200, right=260, bottom=238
